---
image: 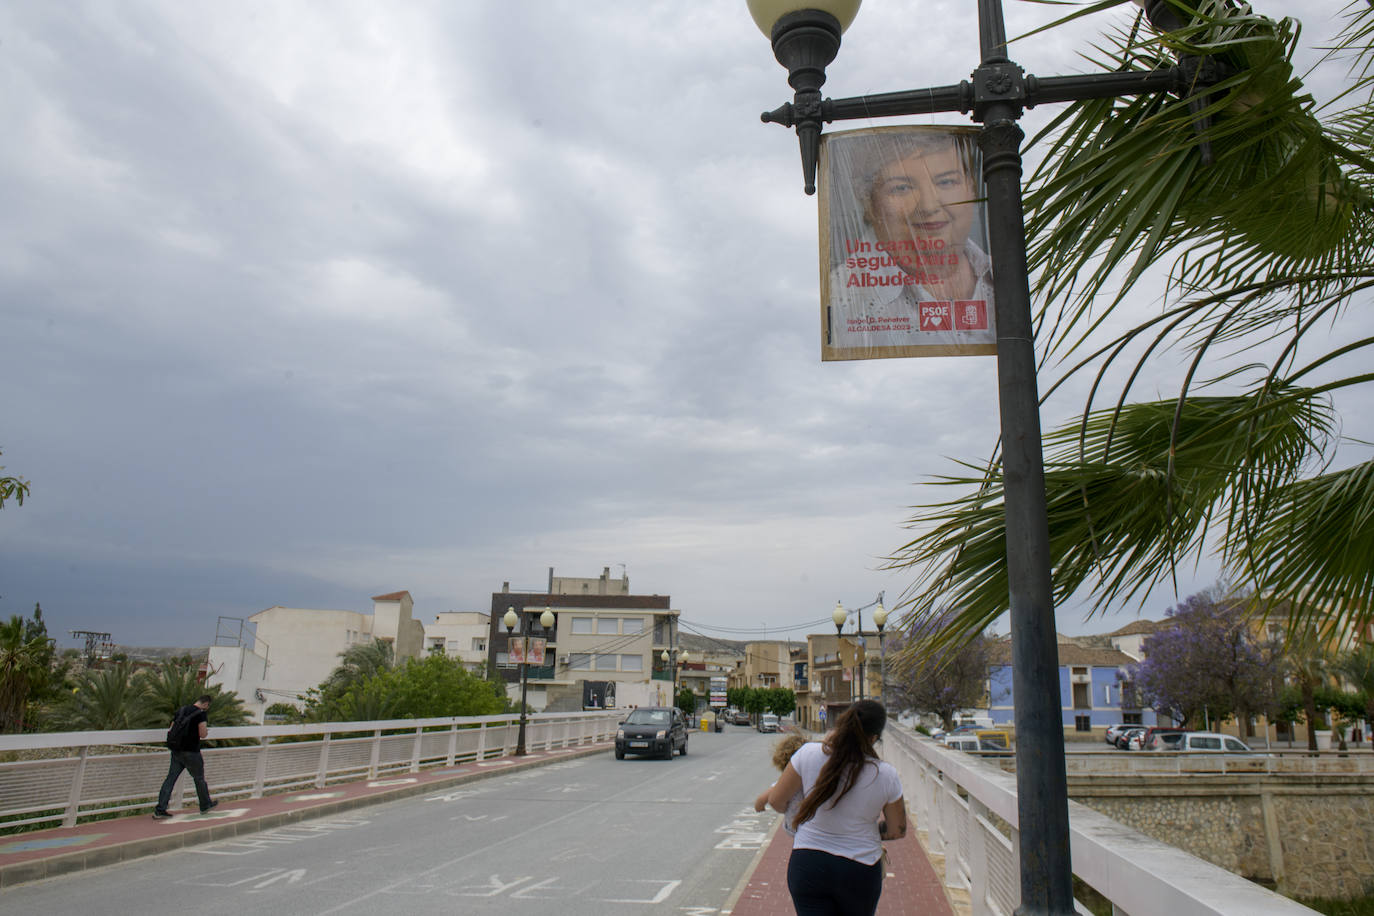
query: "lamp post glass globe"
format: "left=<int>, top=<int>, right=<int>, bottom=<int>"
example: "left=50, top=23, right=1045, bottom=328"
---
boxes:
left=503, top=607, right=518, bottom=632
left=872, top=603, right=887, bottom=632
left=540, top=607, right=554, bottom=629
left=832, top=602, right=848, bottom=634
left=746, top=0, right=861, bottom=36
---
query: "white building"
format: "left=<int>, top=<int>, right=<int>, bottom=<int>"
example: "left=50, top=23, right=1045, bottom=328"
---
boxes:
left=207, top=590, right=425, bottom=721
left=424, top=611, right=491, bottom=671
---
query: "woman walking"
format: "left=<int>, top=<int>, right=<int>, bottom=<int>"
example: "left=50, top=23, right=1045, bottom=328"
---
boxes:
left=763, top=699, right=906, bottom=915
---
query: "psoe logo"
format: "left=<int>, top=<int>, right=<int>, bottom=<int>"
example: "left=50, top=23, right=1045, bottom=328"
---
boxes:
left=918, top=302, right=952, bottom=331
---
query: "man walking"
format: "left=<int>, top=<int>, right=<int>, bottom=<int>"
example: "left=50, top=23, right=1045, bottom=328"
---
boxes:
left=152, top=694, right=217, bottom=818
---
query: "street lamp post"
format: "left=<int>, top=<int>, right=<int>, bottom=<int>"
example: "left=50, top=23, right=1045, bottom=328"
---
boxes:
left=661, top=647, right=690, bottom=709
left=748, top=2, right=1219, bottom=912
left=503, top=604, right=555, bottom=757
left=872, top=601, right=887, bottom=708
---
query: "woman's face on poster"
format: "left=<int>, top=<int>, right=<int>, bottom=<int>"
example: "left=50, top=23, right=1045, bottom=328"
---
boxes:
left=866, top=145, right=976, bottom=261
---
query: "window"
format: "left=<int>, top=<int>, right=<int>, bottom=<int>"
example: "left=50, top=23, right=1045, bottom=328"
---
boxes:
left=1193, top=736, right=1222, bottom=750
left=568, top=653, right=591, bottom=670
left=622, top=617, right=643, bottom=634
left=1072, top=683, right=1091, bottom=709
left=620, top=654, right=643, bottom=672
left=1224, top=738, right=1249, bottom=752
left=1103, top=684, right=1112, bottom=705
left=597, top=617, right=618, bottom=635
left=1123, top=712, right=1142, bottom=725
left=1074, top=715, right=1091, bottom=732
left=496, top=651, right=511, bottom=667
left=471, top=638, right=486, bottom=652
left=571, top=617, right=594, bottom=634
left=595, top=654, right=618, bottom=671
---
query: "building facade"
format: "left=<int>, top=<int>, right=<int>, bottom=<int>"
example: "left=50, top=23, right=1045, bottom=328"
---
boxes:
left=486, top=576, right=682, bottom=712
left=207, top=590, right=426, bottom=721
left=986, top=638, right=1160, bottom=735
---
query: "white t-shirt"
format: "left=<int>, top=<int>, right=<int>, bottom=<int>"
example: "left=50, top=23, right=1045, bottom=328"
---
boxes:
left=789, top=741, right=903, bottom=865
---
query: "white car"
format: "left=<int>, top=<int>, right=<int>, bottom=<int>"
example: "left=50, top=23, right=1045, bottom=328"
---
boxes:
left=1178, top=732, right=1254, bottom=753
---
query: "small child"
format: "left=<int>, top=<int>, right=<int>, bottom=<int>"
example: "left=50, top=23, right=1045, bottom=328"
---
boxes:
left=754, top=733, right=807, bottom=834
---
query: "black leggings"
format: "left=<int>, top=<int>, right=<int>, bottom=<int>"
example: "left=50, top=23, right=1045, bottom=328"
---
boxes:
left=786, top=847, right=884, bottom=916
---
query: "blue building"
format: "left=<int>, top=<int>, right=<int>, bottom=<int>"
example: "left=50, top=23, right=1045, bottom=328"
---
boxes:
left=987, top=636, right=1160, bottom=736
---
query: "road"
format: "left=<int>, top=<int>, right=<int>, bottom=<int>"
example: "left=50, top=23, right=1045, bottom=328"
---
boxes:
left=6, top=724, right=783, bottom=916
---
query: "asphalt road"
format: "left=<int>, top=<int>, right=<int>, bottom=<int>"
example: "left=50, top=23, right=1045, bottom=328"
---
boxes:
left=6, top=725, right=784, bottom=916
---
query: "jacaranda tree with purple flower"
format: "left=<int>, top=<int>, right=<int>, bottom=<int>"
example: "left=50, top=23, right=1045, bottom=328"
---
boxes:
left=1130, top=588, right=1280, bottom=730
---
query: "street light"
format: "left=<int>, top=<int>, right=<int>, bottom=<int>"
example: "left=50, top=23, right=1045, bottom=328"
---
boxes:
left=503, top=605, right=554, bottom=757
left=872, top=601, right=888, bottom=708
left=747, top=3, right=1220, bottom=912
left=661, top=646, right=689, bottom=708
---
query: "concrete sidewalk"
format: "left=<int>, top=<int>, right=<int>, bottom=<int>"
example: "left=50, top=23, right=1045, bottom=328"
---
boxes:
left=726, top=817, right=959, bottom=916
left=0, top=742, right=607, bottom=889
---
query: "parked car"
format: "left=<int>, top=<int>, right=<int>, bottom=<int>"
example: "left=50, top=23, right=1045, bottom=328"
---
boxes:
left=758, top=713, right=780, bottom=733
left=1104, top=724, right=1137, bottom=746
left=1139, top=726, right=1188, bottom=751
left=615, top=706, right=689, bottom=760
left=1114, top=726, right=1146, bottom=750
left=733, top=710, right=752, bottom=726
left=1178, top=732, right=1255, bottom=753
left=1145, top=731, right=1185, bottom=751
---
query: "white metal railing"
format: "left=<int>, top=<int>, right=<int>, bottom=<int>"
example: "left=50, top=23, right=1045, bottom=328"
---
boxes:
left=880, top=727, right=1319, bottom=916
left=0, top=711, right=619, bottom=832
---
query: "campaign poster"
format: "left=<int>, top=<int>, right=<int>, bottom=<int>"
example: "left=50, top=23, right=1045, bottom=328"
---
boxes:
left=508, top=636, right=546, bottom=665
left=818, top=125, right=997, bottom=361
left=582, top=680, right=617, bottom=709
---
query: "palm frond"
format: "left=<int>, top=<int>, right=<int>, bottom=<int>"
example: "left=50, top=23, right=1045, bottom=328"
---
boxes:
left=1231, top=460, right=1374, bottom=639
left=887, top=387, right=1331, bottom=645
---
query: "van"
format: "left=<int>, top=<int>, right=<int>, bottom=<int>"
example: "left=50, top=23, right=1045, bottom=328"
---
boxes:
left=944, top=734, right=1010, bottom=754
left=1178, top=732, right=1254, bottom=753
left=758, top=713, right=780, bottom=733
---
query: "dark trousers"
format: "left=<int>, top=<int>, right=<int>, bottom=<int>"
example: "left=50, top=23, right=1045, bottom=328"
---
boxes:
left=787, top=847, right=884, bottom=916
left=156, top=750, right=212, bottom=812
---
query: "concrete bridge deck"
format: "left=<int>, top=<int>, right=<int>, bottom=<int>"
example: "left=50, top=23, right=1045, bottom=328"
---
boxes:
left=0, top=737, right=956, bottom=915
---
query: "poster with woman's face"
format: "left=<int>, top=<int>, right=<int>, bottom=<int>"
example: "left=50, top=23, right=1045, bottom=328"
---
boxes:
left=818, top=125, right=997, bottom=361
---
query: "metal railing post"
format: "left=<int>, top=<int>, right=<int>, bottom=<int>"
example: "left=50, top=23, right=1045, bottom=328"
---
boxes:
left=410, top=725, right=423, bottom=773
left=368, top=728, right=382, bottom=779
left=477, top=721, right=488, bottom=761
left=446, top=722, right=458, bottom=766
left=62, top=745, right=91, bottom=827
left=316, top=732, right=332, bottom=788
left=970, top=797, right=990, bottom=915
left=252, top=736, right=270, bottom=798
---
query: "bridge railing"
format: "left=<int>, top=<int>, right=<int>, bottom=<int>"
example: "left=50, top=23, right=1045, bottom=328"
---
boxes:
left=879, top=727, right=1318, bottom=916
left=0, top=711, right=620, bottom=832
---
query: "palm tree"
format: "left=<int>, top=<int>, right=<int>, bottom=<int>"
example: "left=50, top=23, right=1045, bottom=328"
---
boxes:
left=0, top=615, right=50, bottom=732
left=889, top=0, right=1374, bottom=648
left=132, top=659, right=252, bottom=729
left=1336, top=644, right=1374, bottom=743
left=322, top=640, right=394, bottom=697
left=51, top=661, right=146, bottom=731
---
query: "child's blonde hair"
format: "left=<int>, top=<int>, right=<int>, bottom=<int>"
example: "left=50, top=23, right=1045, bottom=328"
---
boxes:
left=772, top=733, right=806, bottom=771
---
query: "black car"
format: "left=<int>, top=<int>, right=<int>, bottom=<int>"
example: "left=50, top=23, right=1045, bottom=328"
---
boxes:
left=615, top=706, right=689, bottom=760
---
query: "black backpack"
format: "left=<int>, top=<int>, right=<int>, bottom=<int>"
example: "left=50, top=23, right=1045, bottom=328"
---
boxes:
left=166, top=706, right=197, bottom=750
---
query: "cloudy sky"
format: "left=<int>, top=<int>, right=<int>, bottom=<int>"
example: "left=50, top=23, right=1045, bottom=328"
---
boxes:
left=1, top=0, right=1361, bottom=650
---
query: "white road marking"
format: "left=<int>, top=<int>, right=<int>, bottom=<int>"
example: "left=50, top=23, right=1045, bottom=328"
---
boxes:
left=597, top=878, right=682, bottom=904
